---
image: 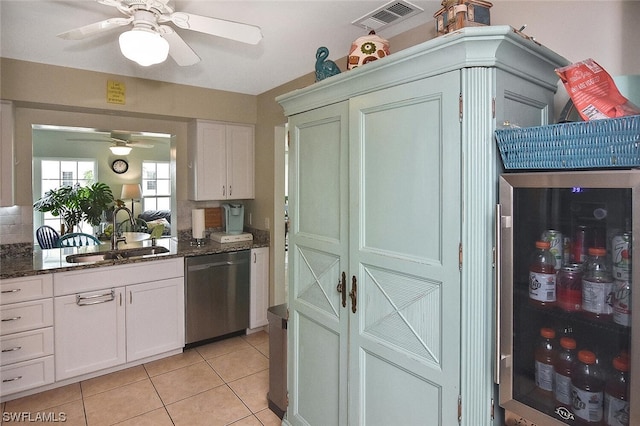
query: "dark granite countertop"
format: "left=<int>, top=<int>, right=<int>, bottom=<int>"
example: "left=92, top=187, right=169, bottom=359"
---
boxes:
left=0, top=236, right=269, bottom=280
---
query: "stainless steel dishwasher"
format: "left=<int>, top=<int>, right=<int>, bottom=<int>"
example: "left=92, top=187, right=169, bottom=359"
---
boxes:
left=184, top=250, right=250, bottom=345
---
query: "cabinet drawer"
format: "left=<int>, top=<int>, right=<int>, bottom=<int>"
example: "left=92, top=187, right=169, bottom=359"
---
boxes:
left=0, top=275, right=53, bottom=305
left=0, top=300, right=53, bottom=336
left=1, top=327, right=54, bottom=366
left=0, top=356, right=55, bottom=395
left=54, top=257, right=183, bottom=296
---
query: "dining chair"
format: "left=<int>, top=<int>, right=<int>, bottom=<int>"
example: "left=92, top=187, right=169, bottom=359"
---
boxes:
left=36, top=225, right=60, bottom=249
left=57, top=232, right=101, bottom=247
left=118, top=218, right=148, bottom=233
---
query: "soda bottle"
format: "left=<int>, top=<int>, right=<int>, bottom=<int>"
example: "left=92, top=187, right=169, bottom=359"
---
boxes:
left=557, top=263, right=583, bottom=312
left=612, top=278, right=631, bottom=327
left=582, top=247, right=614, bottom=322
left=603, top=354, right=630, bottom=426
left=571, top=350, right=605, bottom=425
left=534, top=327, right=556, bottom=394
left=554, top=337, right=577, bottom=407
left=529, top=241, right=557, bottom=308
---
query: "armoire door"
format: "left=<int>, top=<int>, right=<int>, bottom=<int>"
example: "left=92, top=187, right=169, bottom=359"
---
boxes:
left=348, top=73, right=462, bottom=425
left=287, top=101, right=350, bottom=425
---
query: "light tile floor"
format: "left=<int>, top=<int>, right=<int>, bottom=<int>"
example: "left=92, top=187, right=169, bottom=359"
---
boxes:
left=1, top=331, right=282, bottom=426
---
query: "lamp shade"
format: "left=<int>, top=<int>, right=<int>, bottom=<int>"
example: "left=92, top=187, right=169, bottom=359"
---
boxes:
left=119, top=28, right=169, bottom=66
left=110, top=145, right=132, bottom=155
left=121, top=184, right=142, bottom=201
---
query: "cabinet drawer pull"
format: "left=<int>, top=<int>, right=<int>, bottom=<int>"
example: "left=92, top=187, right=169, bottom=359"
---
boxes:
left=1, top=316, right=22, bottom=322
left=2, top=376, right=23, bottom=383
left=1, top=288, right=21, bottom=294
left=76, top=289, right=115, bottom=306
left=1, top=346, right=22, bottom=353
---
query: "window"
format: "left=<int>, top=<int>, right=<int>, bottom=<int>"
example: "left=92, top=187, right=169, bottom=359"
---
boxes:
left=37, top=159, right=96, bottom=233
left=142, top=161, right=171, bottom=211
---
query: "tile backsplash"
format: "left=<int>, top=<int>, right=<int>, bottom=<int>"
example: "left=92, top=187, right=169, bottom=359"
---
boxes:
left=0, top=205, right=32, bottom=244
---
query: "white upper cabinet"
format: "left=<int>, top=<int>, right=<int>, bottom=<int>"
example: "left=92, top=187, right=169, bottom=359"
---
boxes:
left=188, top=120, right=255, bottom=201
left=0, top=100, right=14, bottom=206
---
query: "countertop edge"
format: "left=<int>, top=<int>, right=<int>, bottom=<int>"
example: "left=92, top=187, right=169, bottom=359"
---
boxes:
left=0, top=239, right=270, bottom=280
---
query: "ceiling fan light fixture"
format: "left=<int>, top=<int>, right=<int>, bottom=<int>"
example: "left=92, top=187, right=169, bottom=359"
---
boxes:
left=119, top=27, right=169, bottom=66
left=110, top=145, right=132, bottom=155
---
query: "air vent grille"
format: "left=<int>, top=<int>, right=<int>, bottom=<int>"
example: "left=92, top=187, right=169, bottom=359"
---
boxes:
left=352, top=0, right=423, bottom=31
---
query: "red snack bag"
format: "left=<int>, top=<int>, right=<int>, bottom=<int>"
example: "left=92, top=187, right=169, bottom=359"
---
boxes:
left=555, top=58, right=640, bottom=120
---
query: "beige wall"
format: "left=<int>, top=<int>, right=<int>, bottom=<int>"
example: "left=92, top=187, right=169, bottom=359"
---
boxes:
left=0, top=58, right=257, bottom=242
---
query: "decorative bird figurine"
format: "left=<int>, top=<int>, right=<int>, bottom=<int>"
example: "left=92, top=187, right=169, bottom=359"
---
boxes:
left=315, top=47, right=341, bottom=82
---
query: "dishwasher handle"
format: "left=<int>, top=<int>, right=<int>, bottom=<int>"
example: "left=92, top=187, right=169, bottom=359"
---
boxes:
left=187, top=259, right=249, bottom=272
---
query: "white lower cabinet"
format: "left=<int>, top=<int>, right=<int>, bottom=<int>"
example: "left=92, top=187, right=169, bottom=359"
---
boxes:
left=54, top=288, right=126, bottom=380
left=54, top=258, right=184, bottom=381
left=249, top=247, right=269, bottom=329
left=1, top=274, right=54, bottom=395
left=126, top=278, right=184, bottom=362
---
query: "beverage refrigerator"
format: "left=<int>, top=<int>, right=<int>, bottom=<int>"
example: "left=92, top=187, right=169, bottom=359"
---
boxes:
left=497, top=170, right=639, bottom=426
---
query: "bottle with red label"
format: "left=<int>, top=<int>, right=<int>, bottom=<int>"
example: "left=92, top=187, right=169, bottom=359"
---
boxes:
left=557, top=263, right=584, bottom=312
left=534, top=327, right=557, bottom=395
left=603, top=354, right=630, bottom=426
left=571, top=350, right=605, bottom=425
left=529, top=241, right=557, bottom=308
left=554, top=336, right=577, bottom=407
left=582, top=247, right=614, bottom=322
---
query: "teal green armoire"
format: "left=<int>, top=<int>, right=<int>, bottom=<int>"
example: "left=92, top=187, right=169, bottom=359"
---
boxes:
left=277, top=26, right=568, bottom=426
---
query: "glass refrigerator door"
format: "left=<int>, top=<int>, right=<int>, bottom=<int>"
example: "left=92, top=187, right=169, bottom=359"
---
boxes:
left=498, top=170, right=639, bottom=426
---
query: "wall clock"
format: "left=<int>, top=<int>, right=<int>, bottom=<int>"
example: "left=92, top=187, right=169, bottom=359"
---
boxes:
left=111, top=159, right=129, bottom=174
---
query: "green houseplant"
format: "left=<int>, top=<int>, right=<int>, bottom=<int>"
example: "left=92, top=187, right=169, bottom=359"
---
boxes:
left=34, top=182, right=115, bottom=234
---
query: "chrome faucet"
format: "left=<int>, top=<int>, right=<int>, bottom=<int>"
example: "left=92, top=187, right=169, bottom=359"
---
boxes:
left=111, top=206, right=135, bottom=250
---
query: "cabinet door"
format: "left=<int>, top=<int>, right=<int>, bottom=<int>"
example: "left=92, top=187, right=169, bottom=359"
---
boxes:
left=189, top=121, right=226, bottom=200
left=126, top=278, right=184, bottom=362
left=250, top=247, right=269, bottom=329
left=288, top=101, right=350, bottom=425
left=348, top=74, right=462, bottom=425
left=226, top=124, right=254, bottom=199
left=54, top=288, right=125, bottom=380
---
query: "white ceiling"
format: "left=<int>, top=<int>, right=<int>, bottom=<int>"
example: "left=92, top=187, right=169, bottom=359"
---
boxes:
left=0, top=1, right=442, bottom=95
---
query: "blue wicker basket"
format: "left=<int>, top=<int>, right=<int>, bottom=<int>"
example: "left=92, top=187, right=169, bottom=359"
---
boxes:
left=494, top=115, right=640, bottom=170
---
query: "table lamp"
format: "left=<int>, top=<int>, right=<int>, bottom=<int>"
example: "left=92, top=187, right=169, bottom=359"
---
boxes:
left=121, top=183, right=142, bottom=214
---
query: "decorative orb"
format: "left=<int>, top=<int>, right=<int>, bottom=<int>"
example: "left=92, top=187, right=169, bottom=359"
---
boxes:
left=347, top=31, right=390, bottom=71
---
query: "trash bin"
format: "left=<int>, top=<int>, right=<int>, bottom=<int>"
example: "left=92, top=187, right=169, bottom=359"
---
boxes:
left=267, top=303, right=288, bottom=419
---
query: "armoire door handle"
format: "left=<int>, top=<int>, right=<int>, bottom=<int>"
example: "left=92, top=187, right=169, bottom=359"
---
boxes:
left=337, top=271, right=346, bottom=308
left=349, top=276, right=357, bottom=313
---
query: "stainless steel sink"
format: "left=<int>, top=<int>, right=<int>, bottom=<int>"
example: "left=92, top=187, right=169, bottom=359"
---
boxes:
left=65, top=246, right=170, bottom=263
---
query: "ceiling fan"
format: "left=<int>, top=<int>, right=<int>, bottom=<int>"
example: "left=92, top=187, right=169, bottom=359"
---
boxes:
left=71, top=131, right=158, bottom=155
left=57, top=0, right=263, bottom=66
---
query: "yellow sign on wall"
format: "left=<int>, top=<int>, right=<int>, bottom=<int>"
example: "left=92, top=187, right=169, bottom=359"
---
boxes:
left=107, top=80, right=126, bottom=104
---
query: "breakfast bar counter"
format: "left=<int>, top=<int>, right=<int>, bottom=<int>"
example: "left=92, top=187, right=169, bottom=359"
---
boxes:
left=0, top=236, right=269, bottom=280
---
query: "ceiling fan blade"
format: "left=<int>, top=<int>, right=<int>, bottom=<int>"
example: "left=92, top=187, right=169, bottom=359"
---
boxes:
left=129, top=142, right=154, bottom=148
left=68, top=137, right=111, bottom=142
left=167, top=12, right=262, bottom=45
left=57, top=17, right=132, bottom=40
left=159, top=26, right=200, bottom=66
